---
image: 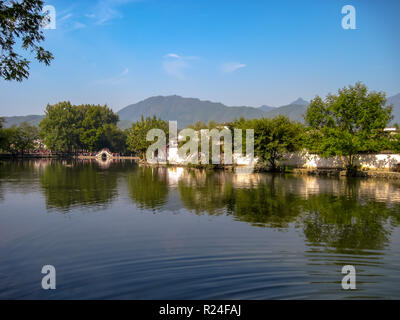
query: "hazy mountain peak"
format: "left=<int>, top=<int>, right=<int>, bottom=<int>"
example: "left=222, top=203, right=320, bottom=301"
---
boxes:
left=117, top=95, right=266, bottom=128
left=387, top=93, right=400, bottom=125
left=145, top=94, right=182, bottom=101
left=388, top=93, right=400, bottom=104
left=258, top=105, right=275, bottom=112
left=290, top=98, right=309, bottom=106
left=4, top=93, right=399, bottom=129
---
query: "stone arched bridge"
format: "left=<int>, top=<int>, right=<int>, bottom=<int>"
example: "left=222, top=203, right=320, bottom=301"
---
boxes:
left=95, top=149, right=114, bottom=160
left=77, top=149, right=138, bottom=160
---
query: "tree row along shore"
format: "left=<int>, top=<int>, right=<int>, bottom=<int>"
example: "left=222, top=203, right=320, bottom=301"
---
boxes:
left=1, top=82, right=400, bottom=176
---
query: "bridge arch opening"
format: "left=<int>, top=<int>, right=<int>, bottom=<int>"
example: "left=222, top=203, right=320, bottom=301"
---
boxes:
left=95, top=149, right=113, bottom=161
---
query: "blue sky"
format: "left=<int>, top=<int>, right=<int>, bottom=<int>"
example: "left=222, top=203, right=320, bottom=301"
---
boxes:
left=0, top=0, right=399, bottom=116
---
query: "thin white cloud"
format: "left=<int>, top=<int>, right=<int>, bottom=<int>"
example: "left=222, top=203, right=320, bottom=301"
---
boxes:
left=59, top=13, right=73, bottom=23
left=93, top=68, right=130, bottom=86
left=121, top=68, right=129, bottom=76
left=56, top=10, right=86, bottom=31
left=87, top=0, right=139, bottom=25
left=56, top=1, right=136, bottom=32
left=162, top=54, right=198, bottom=79
left=221, top=62, right=246, bottom=73
left=165, top=53, right=181, bottom=59
left=73, top=22, right=86, bottom=30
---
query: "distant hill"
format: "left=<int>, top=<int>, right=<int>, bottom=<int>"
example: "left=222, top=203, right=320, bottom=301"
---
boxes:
left=388, top=93, right=400, bottom=125
left=3, top=93, right=399, bottom=129
left=117, top=95, right=267, bottom=128
left=258, top=97, right=310, bottom=123
left=258, top=105, right=275, bottom=112
left=2, top=115, right=45, bottom=128
left=290, top=98, right=309, bottom=106
left=263, top=103, right=308, bottom=123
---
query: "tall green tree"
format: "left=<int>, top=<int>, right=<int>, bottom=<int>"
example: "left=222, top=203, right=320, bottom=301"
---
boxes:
left=1, top=122, right=38, bottom=155
left=126, top=115, right=168, bottom=159
left=0, top=127, right=15, bottom=153
left=99, top=124, right=127, bottom=153
left=231, top=116, right=304, bottom=170
left=254, top=116, right=304, bottom=170
left=0, top=0, right=53, bottom=81
left=186, top=120, right=219, bottom=131
left=39, top=102, right=80, bottom=153
left=39, top=102, right=123, bottom=153
left=305, top=82, right=393, bottom=172
left=78, top=104, right=119, bottom=151
left=15, top=122, right=39, bottom=154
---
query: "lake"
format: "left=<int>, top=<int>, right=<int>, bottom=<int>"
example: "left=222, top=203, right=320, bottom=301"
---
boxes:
left=0, top=159, right=399, bottom=299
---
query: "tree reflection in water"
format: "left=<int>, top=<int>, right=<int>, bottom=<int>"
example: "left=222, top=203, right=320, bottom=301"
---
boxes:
left=126, top=166, right=169, bottom=211
left=39, top=160, right=136, bottom=211
left=177, top=169, right=400, bottom=252
left=178, top=169, right=232, bottom=215
left=2, top=160, right=400, bottom=253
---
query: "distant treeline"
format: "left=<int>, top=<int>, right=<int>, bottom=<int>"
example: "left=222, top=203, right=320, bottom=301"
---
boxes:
left=1, top=102, right=126, bottom=155
left=1, top=82, right=399, bottom=172
left=123, top=82, right=400, bottom=173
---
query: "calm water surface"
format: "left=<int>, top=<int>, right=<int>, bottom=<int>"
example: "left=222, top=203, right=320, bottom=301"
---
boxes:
left=0, top=160, right=400, bottom=299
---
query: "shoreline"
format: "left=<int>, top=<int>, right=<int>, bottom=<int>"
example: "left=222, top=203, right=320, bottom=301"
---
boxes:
left=135, top=161, right=400, bottom=180
left=2, top=154, right=400, bottom=179
left=0, top=154, right=139, bottom=160
left=292, top=168, right=400, bottom=180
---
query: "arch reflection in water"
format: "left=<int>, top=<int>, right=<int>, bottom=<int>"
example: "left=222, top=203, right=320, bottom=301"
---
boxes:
left=3, top=160, right=399, bottom=250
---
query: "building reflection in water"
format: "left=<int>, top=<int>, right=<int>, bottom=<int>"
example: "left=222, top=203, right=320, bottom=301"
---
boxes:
left=1, top=160, right=400, bottom=297
left=1, top=160, right=400, bottom=253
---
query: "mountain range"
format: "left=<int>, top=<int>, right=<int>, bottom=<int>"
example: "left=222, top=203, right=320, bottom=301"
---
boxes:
left=2, top=115, right=45, bottom=128
left=116, top=96, right=314, bottom=128
left=117, top=95, right=269, bottom=128
left=2, top=93, right=400, bottom=129
left=258, top=105, right=275, bottom=112
left=388, top=93, right=400, bottom=124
